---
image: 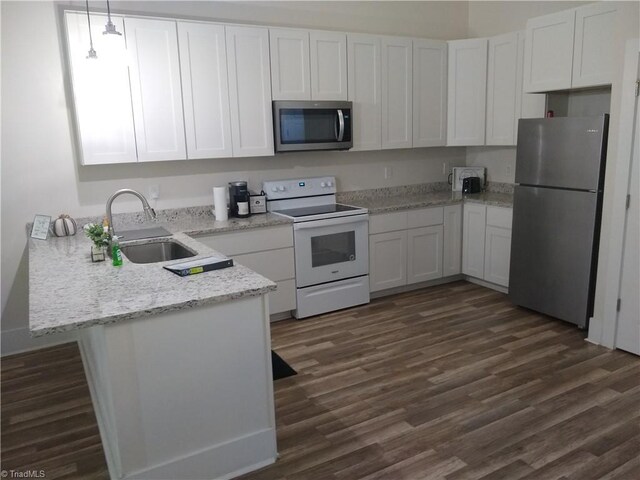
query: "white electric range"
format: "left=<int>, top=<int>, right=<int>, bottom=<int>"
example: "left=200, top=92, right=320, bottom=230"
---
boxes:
left=263, top=176, right=370, bottom=319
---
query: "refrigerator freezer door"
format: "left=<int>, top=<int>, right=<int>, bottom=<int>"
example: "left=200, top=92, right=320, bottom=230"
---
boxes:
left=508, top=185, right=599, bottom=328
left=515, top=116, right=608, bottom=191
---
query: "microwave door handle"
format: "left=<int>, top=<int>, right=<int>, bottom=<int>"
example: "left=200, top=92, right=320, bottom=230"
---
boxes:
left=336, top=109, right=345, bottom=142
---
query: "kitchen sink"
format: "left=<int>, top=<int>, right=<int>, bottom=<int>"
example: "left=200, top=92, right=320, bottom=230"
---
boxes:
left=121, top=241, right=196, bottom=264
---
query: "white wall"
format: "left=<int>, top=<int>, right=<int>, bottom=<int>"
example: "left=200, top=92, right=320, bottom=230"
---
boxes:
left=0, top=1, right=468, bottom=354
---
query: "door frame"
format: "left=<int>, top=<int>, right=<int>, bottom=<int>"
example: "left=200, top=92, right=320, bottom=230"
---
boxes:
left=589, top=39, right=640, bottom=348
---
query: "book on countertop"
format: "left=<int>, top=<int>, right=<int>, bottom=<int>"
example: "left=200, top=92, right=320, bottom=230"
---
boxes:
left=163, top=254, right=234, bottom=277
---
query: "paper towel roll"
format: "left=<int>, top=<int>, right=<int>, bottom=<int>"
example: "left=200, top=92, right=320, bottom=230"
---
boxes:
left=213, top=186, right=228, bottom=221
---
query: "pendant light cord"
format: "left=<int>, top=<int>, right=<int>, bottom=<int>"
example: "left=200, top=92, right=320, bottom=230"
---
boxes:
left=85, top=0, right=95, bottom=52
left=106, top=0, right=112, bottom=22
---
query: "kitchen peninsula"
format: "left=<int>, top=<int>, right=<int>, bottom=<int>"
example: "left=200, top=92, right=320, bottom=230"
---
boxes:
left=28, top=211, right=290, bottom=480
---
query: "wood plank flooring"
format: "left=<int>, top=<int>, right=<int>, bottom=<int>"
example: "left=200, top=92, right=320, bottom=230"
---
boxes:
left=2, top=281, right=639, bottom=479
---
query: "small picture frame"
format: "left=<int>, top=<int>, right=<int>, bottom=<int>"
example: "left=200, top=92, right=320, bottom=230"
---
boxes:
left=31, top=214, right=51, bottom=240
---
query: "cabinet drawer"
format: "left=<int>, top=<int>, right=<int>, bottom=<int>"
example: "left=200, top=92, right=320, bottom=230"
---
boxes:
left=407, top=207, right=444, bottom=228
left=369, top=211, right=408, bottom=234
left=234, top=248, right=294, bottom=282
left=195, top=225, right=293, bottom=256
left=486, top=206, right=513, bottom=229
left=270, top=279, right=296, bottom=315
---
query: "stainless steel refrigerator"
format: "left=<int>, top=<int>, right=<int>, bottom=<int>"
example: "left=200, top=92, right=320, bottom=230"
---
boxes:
left=509, top=115, right=609, bottom=329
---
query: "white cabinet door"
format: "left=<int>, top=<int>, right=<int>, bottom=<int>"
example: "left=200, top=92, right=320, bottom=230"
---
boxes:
left=381, top=37, right=413, bottom=149
left=407, top=226, right=443, bottom=284
left=515, top=32, right=546, bottom=144
left=413, top=39, right=447, bottom=147
left=447, top=38, right=487, bottom=146
left=462, top=203, right=486, bottom=278
left=484, top=226, right=512, bottom=287
left=65, top=12, right=136, bottom=165
left=178, top=22, right=232, bottom=160
left=309, top=31, right=347, bottom=100
left=125, top=17, right=186, bottom=162
left=348, top=34, right=382, bottom=151
left=572, top=3, right=618, bottom=88
left=523, top=9, right=575, bottom=93
left=269, top=29, right=311, bottom=101
left=369, top=231, right=407, bottom=292
left=226, top=26, right=274, bottom=157
left=486, top=32, right=519, bottom=146
left=443, top=204, right=462, bottom=276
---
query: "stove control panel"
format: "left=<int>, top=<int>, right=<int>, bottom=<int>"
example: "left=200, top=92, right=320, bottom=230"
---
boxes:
left=263, top=176, right=337, bottom=200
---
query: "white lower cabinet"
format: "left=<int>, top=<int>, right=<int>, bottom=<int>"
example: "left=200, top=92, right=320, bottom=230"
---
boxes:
left=443, top=204, right=462, bottom=276
left=369, top=230, right=408, bottom=291
left=463, top=204, right=513, bottom=288
left=369, top=206, right=458, bottom=293
left=194, top=225, right=295, bottom=316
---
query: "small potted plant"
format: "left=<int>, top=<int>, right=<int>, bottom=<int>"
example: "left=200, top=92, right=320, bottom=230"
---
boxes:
left=84, top=223, right=110, bottom=262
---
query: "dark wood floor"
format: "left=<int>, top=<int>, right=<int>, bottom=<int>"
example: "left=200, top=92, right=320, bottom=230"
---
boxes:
left=2, top=281, right=639, bottom=479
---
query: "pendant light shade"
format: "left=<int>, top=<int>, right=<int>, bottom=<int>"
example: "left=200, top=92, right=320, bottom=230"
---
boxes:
left=103, top=0, right=122, bottom=36
left=85, top=0, right=97, bottom=59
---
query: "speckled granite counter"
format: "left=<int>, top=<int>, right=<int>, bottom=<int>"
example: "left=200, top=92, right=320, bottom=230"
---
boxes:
left=29, top=209, right=290, bottom=337
left=338, top=190, right=513, bottom=214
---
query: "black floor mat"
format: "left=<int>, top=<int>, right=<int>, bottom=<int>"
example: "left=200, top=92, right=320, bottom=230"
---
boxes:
left=271, top=350, right=297, bottom=380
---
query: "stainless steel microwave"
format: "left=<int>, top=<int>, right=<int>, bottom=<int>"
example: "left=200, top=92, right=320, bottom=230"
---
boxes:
left=273, top=101, right=353, bottom=152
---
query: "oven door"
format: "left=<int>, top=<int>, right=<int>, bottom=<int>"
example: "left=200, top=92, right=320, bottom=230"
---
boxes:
left=293, top=214, right=369, bottom=288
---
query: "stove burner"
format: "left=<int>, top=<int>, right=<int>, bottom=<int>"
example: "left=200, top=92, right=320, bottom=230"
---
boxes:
left=273, top=203, right=362, bottom=218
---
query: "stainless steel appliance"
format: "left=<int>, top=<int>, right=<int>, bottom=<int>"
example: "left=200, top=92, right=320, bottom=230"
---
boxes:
left=263, top=176, right=369, bottom=319
left=229, top=181, right=250, bottom=218
left=462, top=177, right=482, bottom=194
left=509, top=115, right=609, bottom=329
left=273, top=101, right=352, bottom=152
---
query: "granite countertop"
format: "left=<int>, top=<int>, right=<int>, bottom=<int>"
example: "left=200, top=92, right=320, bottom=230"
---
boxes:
left=339, top=190, right=513, bottom=214
left=29, top=210, right=291, bottom=337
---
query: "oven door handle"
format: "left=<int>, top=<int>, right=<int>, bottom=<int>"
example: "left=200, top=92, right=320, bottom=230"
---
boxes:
left=293, top=214, right=368, bottom=230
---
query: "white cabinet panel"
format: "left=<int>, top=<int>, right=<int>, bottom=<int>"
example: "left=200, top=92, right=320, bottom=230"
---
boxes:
left=270, top=279, right=296, bottom=316
left=407, top=207, right=444, bottom=229
left=462, top=203, right=487, bottom=278
left=407, top=225, right=443, bottom=284
left=125, top=17, right=186, bottom=162
left=269, top=29, right=311, bottom=100
left=309, top=31, right=348, bottom=100
left=348, top=34, right=382, bottom=151
left=572, top=3, right=617, bottom=88
left=226, top=26, right=274, bottom=157
left=447, top=38, right=487, bottom=146
left=64, top=12, right=136, bottom=165
left=515, top=32, right=546, bottom=144
left=369, top=230, right=407, bottom=292
left=178, top=22, right=232, bottom=159
left=233, top=248, right=295, bottom=282
left=486, top=32, right=519, bottom=146
left=381, top=37, right=413, bottom=149
left=443, top=204, right=462, bottom=277
left=369, top=211, right=408, bottom=235
left=486, top=206, right=513, bottom=229
left=413, top=39, right=447, bottom=147
left=523, top=9, right=575, bottom=93
left=484, top=226, right=512, bottom=287
left=195, top=226, right=293, bottom=256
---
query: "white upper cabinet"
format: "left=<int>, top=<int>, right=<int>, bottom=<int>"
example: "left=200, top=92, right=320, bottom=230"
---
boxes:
left=347, top=34, right=382, bottom=151
left=65, top=12, right=136, bottom=165
left=381, top=36, right=413, bottom=149
left=413, top=39, right=447, bottom=147
left=515, top=32, right=546, bottom=143
left=125, top=17, right=186, bottom=162
left=225, top=26, right=274, bottom=157
left=269, top=29, right=311, bottom=100
left=309, top=31, right=348, bottom=100
left=524, top=4, right=618, bottom=93
left=178, top=22, right=233, bottom=159
left=572, top=3, right=618, bottom=88
left=486, top=32, right=519, bottom=146
left=447, top=38, right=488, bottom=146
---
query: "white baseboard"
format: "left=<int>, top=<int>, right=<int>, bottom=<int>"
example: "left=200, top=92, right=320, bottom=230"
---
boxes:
left=464, top=276, right=508, bottom=294
left=370, top=275, right=463, bottom=299
left=1, top=326, right=77, bottom=356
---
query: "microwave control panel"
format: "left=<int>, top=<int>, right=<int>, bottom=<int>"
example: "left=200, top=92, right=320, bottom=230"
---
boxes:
left=263, top=176, right=336, bottom=200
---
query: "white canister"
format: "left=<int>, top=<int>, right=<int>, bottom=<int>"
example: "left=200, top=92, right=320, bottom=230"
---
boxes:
left=213, top=186, right=228, bottom=221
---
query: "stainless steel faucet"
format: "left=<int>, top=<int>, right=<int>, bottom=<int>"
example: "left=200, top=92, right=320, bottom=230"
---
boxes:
left=106, top=188, right=157, bottom=237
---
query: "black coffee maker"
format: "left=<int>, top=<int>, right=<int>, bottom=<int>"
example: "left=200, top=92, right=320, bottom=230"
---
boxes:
left=229, top=181, right=250, bottom=218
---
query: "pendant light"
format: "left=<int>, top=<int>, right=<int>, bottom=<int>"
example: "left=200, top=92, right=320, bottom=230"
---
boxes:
left=85, top=0, right=97, bottom=59
left=103, top=0, right=122, bottom=36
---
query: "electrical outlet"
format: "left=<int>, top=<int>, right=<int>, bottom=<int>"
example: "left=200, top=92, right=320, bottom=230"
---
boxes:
left=149, top=185, right=160, bottom=200
left=442, top=162, right=447, bottom=175
left=384, top=166, right=393, bottom=179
